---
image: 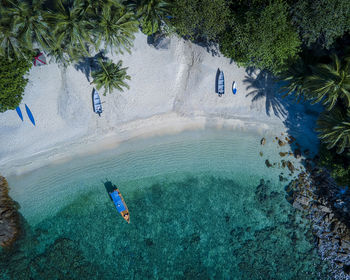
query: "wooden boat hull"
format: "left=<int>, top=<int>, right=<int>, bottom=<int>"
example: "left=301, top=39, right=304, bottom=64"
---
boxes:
left=109, top=188, right=130, bottom=223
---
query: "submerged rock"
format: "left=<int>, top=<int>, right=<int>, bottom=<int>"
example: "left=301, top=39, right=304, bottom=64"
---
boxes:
left=265, top=159, right=273, bottom=168
left=0, top=176, right=20, bottom=248
left=286, top=170, right=350, bottom=279
left=260, top=138, right=266, bottom=145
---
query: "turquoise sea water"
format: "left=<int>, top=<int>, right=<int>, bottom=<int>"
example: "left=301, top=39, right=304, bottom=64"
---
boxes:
left=1, top=129, right=329, bottom=279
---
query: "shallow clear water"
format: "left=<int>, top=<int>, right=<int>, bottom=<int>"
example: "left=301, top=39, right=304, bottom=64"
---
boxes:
left=1, top=129, right=329, bottom=279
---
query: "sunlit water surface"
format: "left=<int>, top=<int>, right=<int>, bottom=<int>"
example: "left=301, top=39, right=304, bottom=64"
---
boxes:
left=0, top=129, right=329, bottom=279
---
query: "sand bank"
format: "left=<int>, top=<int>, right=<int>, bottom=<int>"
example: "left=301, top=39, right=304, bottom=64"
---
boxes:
left=0, top=32, right=317, bottom=176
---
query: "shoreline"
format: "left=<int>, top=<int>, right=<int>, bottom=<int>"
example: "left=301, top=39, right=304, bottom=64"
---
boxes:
left=1, top=112, right=284, bottom=177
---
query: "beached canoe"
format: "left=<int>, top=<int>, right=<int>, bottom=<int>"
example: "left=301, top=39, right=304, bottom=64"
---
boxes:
left=109, top=188, right=130, bottom=223
left=218, top=71, right=225, bottom=96
left=92, top=88, right=102, bottom=116
left=25, top=104, right=35, bottom=126
left=16, top=107, right=23, bottom=121
left=232, top=81, right=237, bottom=95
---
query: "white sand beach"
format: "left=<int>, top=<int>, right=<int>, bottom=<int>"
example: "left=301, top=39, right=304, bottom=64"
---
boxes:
left=0, top=32, right=317, bottom=176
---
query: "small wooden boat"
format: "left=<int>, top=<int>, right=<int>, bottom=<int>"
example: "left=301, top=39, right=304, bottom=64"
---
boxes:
left=92, top=88, right=102, bottom=116
left=218, top=71, right=225, bottom=96
left=109, top=188, right=130, bottom=223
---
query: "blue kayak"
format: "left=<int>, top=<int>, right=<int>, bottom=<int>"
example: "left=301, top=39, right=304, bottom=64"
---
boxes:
left=25, top=104, right=35, bottom=126
left=16, top=107, right=23, bottom=121
left=232, top=81, right=237, bottom=95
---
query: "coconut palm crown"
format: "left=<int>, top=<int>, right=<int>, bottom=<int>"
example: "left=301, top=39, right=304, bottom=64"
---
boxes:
left=91, top=59, right=130, bottom=95
left=317, top=107, right=350, bottom=154
left=94, top=4, right=138, bottom=54
left=132, top=0, right=171, bottom=33
left=304, top=54, right=350, bottom=111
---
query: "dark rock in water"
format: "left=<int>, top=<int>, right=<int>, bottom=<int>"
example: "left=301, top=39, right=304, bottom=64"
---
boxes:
left=29, top=237, right=102, bottom=279
left=293, top=149, right=301, bottom=159
left=259, top=151, right=263, bottom=157
left=225, top=215, right=230, bottom=223
left=286, top=135, right=296, bottom=144
left=145, top=238, right=154, bottom=246
left=265, top=159, right=273, bottom=168
left=190, top=233, right=200, bottom=243
left=279, top=152, right=288, bottom=157
left=260, top=138, right=266, bottom=145
left=344, top=264, right=350, bottom=274
left=0, top=176, right=20, bottom=248
left=255, top=179, right=268, bottom=202
left=286, top=161, right=295, bottom=173
left=286, top=170, right=350, bottom=279
left=278, top=139, right=286, bottom=146
left=304, top=149, right=310, bottom=156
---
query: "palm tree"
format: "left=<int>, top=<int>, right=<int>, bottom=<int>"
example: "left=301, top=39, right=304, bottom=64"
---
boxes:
left=317, top=107, right=350, bottom=154
left=8, top=0, right=51, bottom=51
left=94, top=4, right=138, bottom=54
left=0, top=5, right=29, bottom=59
left=45, top=0, right=93, bottom=61
left=131, top=0, right=171, bottom=34
left=279, top=58, right=311, bottom=102
left=91, top=59, right=130, bottom=95
left=304, top=54, right=350, bottom=111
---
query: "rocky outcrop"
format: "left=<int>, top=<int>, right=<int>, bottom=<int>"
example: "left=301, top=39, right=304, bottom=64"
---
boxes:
left=0, top=176, right=20, bottom=248
left=286, top=169, right=350, bottom=279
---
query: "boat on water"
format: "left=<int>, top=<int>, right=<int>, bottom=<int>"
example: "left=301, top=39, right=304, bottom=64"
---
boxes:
left=92, top=88, right=102, bottom=116
left=232, top=81, right=237, bottom=95
left=25, top=104, right=35, bottom=126
left=218, top=71, right=225, bottom=96
left=16, top=107, right=23, bottom=121
left=109, top=188, right=130, bottom=223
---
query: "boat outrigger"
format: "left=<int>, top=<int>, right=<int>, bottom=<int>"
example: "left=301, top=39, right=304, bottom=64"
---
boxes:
left=109, top=188, right=130, bottom=223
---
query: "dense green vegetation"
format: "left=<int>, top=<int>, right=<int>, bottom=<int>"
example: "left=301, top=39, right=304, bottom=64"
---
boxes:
left=0, top=56, right=32, bottom=112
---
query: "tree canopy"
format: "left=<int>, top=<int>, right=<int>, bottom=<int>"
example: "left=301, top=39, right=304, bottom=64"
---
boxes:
left=0, top=56, right=32, bottom=112
left=220, top=1, right=301, bottom=74
left=291, top=0, right=350, bottom=49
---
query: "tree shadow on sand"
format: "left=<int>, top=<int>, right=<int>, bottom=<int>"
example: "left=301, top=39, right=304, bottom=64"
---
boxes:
left=244, top=67, right=287, bottom=118
left=74, top=51, right=106, bottom=82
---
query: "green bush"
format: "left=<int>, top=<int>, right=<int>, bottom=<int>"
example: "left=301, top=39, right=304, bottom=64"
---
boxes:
left=318, top=144, right=350, bottom=186
left=0, top=56, right=32, bottom=112
left=140, top=17, right=159, bottom=36
left=219, top=1, right=301, bottom=74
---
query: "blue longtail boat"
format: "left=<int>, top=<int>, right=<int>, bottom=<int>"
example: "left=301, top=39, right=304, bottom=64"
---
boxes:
left=109, top=188, right=130, bottom=223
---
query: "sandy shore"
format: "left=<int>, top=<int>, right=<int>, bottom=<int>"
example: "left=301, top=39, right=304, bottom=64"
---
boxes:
left=0, top=32, right=316, bottom=177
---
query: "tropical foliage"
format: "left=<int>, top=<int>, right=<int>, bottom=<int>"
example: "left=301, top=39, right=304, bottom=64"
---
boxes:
left=132, top=0, right=171, bottom=35
left=169, top=0, right=229, bottom=41
left=282, top=53, right=350, bottom=110
left=220, top=1, right=301, bottom=74
left=91, top=59, right=130, bottom=95
left=317, top=107, right=350, bottom=154
left=0, top=55, right=32, bottom=112
left=291, top=0, right=350, bottom=49
left=319, top=144, right=350, bottom=186
left=305, top=54, right=350, bottom=111
left=93, top=4, right=138, bottom=54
